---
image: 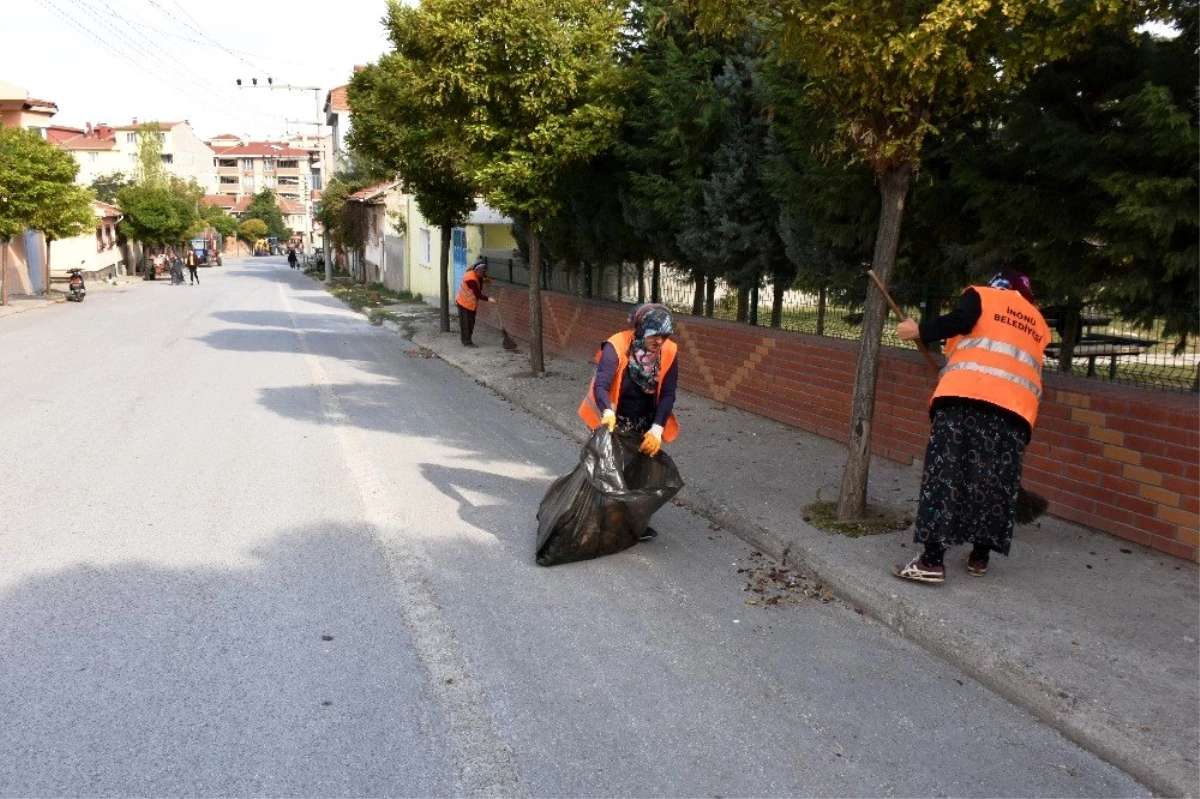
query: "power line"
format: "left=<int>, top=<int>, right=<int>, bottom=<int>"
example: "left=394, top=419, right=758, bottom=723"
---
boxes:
left=67, top=0, right=285, bottom=126
left=34, top=0, right=279, bottom=132
left=144, top=0, right=273, bottom=77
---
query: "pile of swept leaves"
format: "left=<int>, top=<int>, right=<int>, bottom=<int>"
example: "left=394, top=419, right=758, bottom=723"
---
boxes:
left=737, top=550, right=835, bottom=608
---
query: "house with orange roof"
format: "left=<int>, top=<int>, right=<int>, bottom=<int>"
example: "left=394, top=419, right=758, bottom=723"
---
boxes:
left=0, top=80, right=58, bottom=132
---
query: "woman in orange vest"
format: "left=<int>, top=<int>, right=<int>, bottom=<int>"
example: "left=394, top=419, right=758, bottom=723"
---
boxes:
left=892, top=270, right=1049, bottom=584
left=455, top=259, right=495, bottom=347
left=577, top=303, right=680, bottom=541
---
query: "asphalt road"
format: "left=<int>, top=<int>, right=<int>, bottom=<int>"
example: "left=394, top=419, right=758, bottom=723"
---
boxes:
left=0, top=258, right=1148, bottom=798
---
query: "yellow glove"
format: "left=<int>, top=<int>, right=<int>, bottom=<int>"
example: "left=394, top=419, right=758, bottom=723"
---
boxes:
left=639, top=425, right=663, bottom=457
left=600, top=409, right=616, bottom=433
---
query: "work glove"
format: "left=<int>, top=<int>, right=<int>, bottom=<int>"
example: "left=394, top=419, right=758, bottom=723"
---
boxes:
left=600, top=409, right=616, bottom=433
left=639, top=424, right=664, bottom=457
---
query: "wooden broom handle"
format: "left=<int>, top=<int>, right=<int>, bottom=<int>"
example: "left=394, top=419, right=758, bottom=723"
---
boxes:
left=867, top=269, right=941, bottom=375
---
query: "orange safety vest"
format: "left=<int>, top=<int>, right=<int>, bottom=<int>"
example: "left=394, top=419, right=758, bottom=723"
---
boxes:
left=931, top=286, right=1049, bottom=428
left=578, top=330, right=680, bottom=443
left=456, top=270, right=482, bottom=311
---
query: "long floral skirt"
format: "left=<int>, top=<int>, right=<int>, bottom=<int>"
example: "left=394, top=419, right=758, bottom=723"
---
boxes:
left=914, top=403, right=1027, bottom=556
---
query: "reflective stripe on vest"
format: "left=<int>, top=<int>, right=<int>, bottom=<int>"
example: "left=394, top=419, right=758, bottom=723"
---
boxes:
left=939, top=360, right=1043, bottom=400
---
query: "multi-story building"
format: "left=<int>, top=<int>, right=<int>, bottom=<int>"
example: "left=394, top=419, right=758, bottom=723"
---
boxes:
left=207, top=137, right=318, bottom=250
left=0, top=80, right=58, bottom=132
left=323, top=82, right=351, bottom=177
left=48, top=119, right=216, bottom=191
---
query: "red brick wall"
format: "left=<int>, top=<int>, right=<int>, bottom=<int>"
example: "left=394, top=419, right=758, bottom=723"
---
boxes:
left=486, top=286, right=1200, bottom=562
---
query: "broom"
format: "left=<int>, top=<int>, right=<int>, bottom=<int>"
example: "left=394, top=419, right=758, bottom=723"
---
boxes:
left=868, top=270, right=1048, bottom=523
left=493, top=296, right=518, bottom=351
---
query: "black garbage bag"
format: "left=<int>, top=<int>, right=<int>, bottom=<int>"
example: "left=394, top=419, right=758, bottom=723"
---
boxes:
left=535, top=428, right=684, bottom=567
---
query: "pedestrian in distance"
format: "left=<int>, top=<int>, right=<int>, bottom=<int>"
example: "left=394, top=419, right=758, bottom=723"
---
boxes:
left=578, top=303, right=680, bottom=541
left=287, top=248, right=298, bottom=269
left=892, top=270, right=1049, bottom=584
left=186, top=250, right=199, bottom=285
left=169, top=248, right=185, bottom=285
left=454, top=258, right=495, bottom=347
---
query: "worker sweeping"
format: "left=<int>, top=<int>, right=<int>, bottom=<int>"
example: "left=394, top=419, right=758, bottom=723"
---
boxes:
left=892, top=270, right=1049, bottom=583
left=578, top=303, right=680, bottom=541
left=455, top=258, right=495, bottom=347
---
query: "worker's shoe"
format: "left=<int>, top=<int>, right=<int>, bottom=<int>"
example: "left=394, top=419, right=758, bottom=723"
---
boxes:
left=966, top=554, right=989, bottom=577
left=891, top=555, right=946, bottom=584
left=639, top=526, right=658, bottom=541
left=463, top=342, right=477, bottom=348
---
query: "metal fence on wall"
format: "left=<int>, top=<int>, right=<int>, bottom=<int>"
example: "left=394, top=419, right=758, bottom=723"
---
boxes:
left=481, top=255, right=1199, bottom=393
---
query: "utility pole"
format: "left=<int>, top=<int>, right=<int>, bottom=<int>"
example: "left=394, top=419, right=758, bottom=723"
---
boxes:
left=236, top=78, right=327, bottom=269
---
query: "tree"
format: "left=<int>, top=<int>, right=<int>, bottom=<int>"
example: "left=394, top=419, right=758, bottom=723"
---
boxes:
left=135, top=122, right=167, bottom=185
left=89, top=172, right=134, bottom=204
left=238, top=218, right=268, bottom=245
left=690, top=0, right=1148, bottom=520
left=201, top=203, right=238, bottom=242
left=0, top=127, right=95, bottom=305
left=404, top=0, right=625, bottom=374
left=240, top=189, right=288, bottom=240
left=348, top=21, right=477, bottom=332
left=116, top=178, right=203, bottom=270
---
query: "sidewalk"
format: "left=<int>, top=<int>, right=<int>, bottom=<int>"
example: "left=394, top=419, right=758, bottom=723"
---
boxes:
left=0, top=275, right=141, bottom=319
left=394, top=307, right=1198, bottom=797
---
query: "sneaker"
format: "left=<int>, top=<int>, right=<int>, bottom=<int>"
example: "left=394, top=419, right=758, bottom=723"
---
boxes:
left=891, top=555, right=946, bottom=584
left=639, top=526, right=658, bottom=541
left=966, top=556, right=988, bottom=577
left=464, top=342, right=478, bottom=348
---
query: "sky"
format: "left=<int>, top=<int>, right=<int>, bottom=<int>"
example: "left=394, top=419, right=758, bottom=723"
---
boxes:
left=2, top=0, right=398, bottom=141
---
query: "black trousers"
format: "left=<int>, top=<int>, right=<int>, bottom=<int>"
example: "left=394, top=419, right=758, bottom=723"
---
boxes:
left=457, top=303, right=476, bottom=345
left=187, top=265, right=198, bottom=283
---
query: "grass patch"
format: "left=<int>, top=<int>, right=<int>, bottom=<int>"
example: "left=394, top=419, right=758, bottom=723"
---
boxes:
left=325, top=280, right=423, bottom=312
left=803, top=499, right=911, bottom=538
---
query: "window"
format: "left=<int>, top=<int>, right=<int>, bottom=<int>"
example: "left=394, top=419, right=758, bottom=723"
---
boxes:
left=420, top=229, right=432, bottom=264
left=218, top=159, right=237, bottom=168
left=88, top=152, right=98, bottom=163
left=277, top=176, right=299, bottom=185
left=126, top=132, right=136, bottom=143
left=219, top=176, right=238, bottom=184
left=277, top=159, right=298, bottom=169
left=160, top=154, right=173, bottom=164
left=242, top=158, right=254, bottom=169
left=263, top=177, right=275, bottom=188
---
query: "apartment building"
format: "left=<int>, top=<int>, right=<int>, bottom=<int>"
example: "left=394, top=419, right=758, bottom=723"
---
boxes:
left=0, top=80, right=58, bottom=131
left=48, top=119, right=216, bottom=190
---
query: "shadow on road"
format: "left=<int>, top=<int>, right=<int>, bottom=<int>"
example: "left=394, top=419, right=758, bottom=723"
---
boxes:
left=0, top=524, right=455, bottom=797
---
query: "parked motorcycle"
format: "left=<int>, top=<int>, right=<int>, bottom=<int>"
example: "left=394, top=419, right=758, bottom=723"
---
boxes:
left=66, top=268, right=86, bottom=302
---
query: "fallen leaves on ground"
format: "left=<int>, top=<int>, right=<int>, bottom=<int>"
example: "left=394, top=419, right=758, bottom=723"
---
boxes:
left=737, top=550, right=834, bottom=608
left=405, top=347, right=436, bottom=359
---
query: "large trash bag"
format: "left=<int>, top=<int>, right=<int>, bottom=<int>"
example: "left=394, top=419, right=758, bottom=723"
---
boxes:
left=535, top=428, right=685, bottom=566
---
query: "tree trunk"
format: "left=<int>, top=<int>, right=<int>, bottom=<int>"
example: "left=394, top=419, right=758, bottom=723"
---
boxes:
left=1057, top=304, right=1082, bottom=373
left=736, top=284, right=749, bottom=322
left=1, top=239, right=8, bottom=306
left=652, top=258, right=661, bottom=303
left=705, top=275, right=715, bottom=317
left=44, top=238, right=53, bottom=295
left=771, top=273, right=783, bottom=328
left=584, top=261, right=593, bottom=298
left=837, top=162, right=913, bottom=521
left=817, top=286, right=827, bottom=336
left=750, top=280, right=759, bottom=326
left=528, top=224, right=545, bottom=375
left=439, top=223, right=452, bottom=333
left=637, top=261, right=646, bottom=303
left=615, top=264, right=622, bottom=303
left=691, top=269, right=704, bottom=315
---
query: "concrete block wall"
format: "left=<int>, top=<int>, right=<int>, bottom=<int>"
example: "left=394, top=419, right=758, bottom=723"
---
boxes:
left=486, top=284, right=1200, bottom=562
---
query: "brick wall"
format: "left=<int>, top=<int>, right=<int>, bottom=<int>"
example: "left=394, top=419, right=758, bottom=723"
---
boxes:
left=487, top=285, right=1200, bottom=562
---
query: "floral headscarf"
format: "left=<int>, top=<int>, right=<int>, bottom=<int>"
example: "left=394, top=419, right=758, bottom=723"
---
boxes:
left=626, top=304, right=674, bottom=394
left=988, top=269, right=1035, bottom=304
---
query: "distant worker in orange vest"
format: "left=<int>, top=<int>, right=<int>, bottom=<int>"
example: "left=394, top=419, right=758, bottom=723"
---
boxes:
left=455, top=258, right=495, bottom=347
left=578, top=303, right=680, bottom=541
left=892, top=269, right=1049, bottom=584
